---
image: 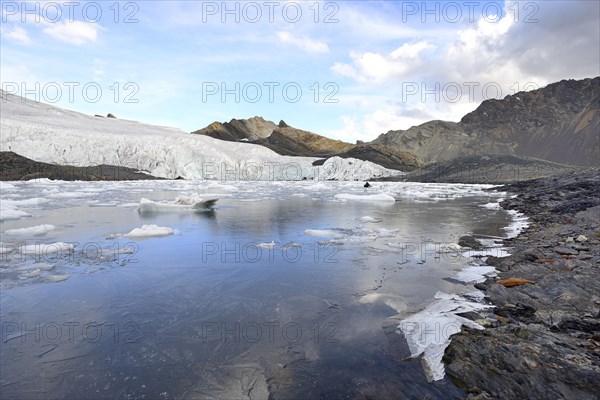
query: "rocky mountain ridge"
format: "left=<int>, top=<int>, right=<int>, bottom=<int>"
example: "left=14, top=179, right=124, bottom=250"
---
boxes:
left=373, top=77, right=600, bottom=166
left=193, top=119, right=423, bottom=171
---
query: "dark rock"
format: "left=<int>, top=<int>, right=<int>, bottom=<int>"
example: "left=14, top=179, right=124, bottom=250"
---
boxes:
left=107, top=113, right=117, bottom=118
left=278, top=120, right=289, bottom=128
left=458, top=235, right=484, bottom=250
left=0, top=152, right=160, bottom=181
left=445, top=170, right=600, bottom=399
left=554, top=246, right=579, bottom=255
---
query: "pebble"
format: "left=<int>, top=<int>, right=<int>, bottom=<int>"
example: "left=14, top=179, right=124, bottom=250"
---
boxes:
left=575, top=235, right=588, bottom=242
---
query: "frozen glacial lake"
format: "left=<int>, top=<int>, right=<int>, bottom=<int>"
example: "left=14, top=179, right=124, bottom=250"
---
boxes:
left=1, top=180, right=514, bottom=399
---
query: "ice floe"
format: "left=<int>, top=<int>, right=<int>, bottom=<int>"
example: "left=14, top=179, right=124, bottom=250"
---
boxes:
left=396, top=291, right=493, bottom=382
left=123, top=225, right=174, bottom=238
left=20, top=242, right=75, bottom=255
left=137, top=197, right=218, bottom=213
left=256, top=241, right=276, bottom=249
left=452, top=266, right=498, bottom=283
left=4, top=224, right=56, bottom=236
left=359, top=216, right=381, bottom=223
left=303, top=229, right=342, bottom=238
left=334, top=193, right=396, bottom=202
left=47, top=274, right=70, bottom=282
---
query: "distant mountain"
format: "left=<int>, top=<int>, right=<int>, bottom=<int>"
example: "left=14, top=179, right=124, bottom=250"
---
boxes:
left=193, top=119, right=423, bottom=171
left=372, top=77, right=600, bottom=166
left=191, top=116, right=277, bottom=141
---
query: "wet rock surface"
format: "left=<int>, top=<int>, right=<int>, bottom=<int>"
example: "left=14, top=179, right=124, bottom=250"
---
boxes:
left=444, top=169, right=600, bottom=399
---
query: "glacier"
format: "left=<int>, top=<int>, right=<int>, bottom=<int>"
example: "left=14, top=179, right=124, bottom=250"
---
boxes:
left=0, top=91, right=404, bottom=181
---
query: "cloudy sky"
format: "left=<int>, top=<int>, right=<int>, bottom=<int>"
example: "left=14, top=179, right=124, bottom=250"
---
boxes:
left=1, top=0, right=599, bottom=142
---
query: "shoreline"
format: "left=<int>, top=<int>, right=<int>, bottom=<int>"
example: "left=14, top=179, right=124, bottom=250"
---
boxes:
left=443, top=169, right=600, bottom=399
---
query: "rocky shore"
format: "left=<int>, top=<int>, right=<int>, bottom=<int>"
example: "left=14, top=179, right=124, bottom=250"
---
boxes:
left=444, top=170, right=600, bottom=399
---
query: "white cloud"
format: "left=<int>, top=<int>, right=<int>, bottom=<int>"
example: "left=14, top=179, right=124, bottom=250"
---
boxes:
left=1, top=26, right=31, bottom=45
left=43, top=21, right=100, bottom=45
left=330, top=62, right=361, bottom=81
left=390, top=41, right=434, bottom=59
left=332, top=40, right=434, bottom=83
left=276, top=31, right=329, bottom=54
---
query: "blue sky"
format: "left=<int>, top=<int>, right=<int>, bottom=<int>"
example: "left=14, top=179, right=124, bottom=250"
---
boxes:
left=1, top=0, right=599, bottom=142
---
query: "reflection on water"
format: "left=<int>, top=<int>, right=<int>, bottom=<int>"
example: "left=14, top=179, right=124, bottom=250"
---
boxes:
left=1, top=181, right=511, bottom=399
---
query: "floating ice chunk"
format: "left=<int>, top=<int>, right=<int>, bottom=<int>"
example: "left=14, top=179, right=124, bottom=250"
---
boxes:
left=3, top=198, right=50, bottom=206
left=256, top=241, right=276, bottom=249
left=138, top=197, right=218, bottom=212
left=0, top=242, right=17, bottom=254
left=304, top=229, right=342, bottom=238
left=359, top=216, right=381, bottom=223
left=396, top=291, right=493, bottom=381
left=0, top=209, right=31, bottom=221
left=481, top=202, right=502, bottom=210
left=453, top=266, right=497, bottom=283
left=4, top=224, right=56, bottom=236
left=374, top=228, right=400, bottom=237
left=0, top=197, right=52, bottom=221
left=47, top=274, right=70, bottom=282
left=334, top=193, right=396, bottom=202
left=123, top=224, right=174, bottom=238
left=20, top=242, right=75, bottom=255
left=21, top=269, right=41, bottom=278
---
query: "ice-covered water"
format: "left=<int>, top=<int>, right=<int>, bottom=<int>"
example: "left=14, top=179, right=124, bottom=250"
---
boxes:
left=0, top=179, right=518, bottom=399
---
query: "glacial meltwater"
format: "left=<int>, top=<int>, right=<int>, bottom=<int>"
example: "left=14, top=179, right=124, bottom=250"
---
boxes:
left=0, top=180, right=519, bottom=399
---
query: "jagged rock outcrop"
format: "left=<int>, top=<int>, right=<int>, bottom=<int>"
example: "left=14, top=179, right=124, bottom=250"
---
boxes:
left=372, top=77, right=600, bottom=166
